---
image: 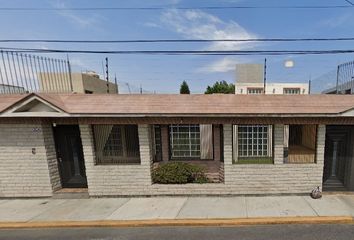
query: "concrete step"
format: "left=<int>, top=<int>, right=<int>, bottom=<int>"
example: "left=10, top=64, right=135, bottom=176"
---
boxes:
left=52, top=188, right=89, bottom=199
left=323, top=178, right=347, bottom=191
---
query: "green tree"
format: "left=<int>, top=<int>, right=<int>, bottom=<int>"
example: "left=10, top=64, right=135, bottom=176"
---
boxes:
left=205, top=80, right=235, bottom=94
left=180, top=81, right=190, bottom=94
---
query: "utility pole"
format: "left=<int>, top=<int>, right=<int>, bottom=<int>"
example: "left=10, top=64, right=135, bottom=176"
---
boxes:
left=308, top=75, right=311, bottom=94
left=336, top=64, right=340, bottom=94
left=114, top=73, right=118, bottom=94
left=263, top=58, right=267, bottom=94
left=105, top=57, right=109, bottom=93
left=67, top=54, right=73, bottom=93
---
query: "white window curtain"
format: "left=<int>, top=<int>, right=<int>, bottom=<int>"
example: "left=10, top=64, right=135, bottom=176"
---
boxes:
left=200, top=124, right=213, bottom=160
left=92, top=124, right=114, bottom=160
left=284, top=125, right=289, bottom=148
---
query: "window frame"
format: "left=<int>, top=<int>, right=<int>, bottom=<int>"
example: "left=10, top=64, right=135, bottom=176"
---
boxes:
left=92, top=124, right=141, bottom=165
left=233, top=124, right=274, bottom=164
left=169, top=124, right=201, bottom=160
left=283, top=88, right=301, bottom=95
left=247, top=88, right=264, bottom=94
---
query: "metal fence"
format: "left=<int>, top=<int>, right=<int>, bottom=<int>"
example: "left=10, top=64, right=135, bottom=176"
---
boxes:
left=0, top=50, right=72, bottom=94
left=310, top=60, right=354, bottom=94
left=336, top=60, right=354, bottom=94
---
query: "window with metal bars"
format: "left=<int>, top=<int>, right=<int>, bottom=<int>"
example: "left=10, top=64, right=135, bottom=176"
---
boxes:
left=234, top=125, right=273, bottom=164
left=247, top=88, right=264, bottom=94
left=92, top=125, right=140, bottom=164
left=169, top=124, right=201, bottom=159
left=153, top=125, right=162, bottom=162
left=283, top=88, right=301, bottom=94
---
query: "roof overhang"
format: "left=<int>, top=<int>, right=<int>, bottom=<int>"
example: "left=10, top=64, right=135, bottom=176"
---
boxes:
left=0, top=94, right=69, bottom=117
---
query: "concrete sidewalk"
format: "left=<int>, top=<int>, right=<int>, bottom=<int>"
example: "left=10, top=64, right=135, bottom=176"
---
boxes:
left=0, top=195, right=354, bottom=227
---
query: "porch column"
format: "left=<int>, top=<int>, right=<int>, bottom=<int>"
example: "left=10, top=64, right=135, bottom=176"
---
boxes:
left=223, top=124, right=233, bottom=165
left=138, top=124, right=153, bottom=167
left=274, top=124, right=284, bottom=165
left=316, top=125, right=326, bottom=165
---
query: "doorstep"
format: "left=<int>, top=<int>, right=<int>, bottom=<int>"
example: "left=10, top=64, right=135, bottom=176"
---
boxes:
left=52, top=188, right=89, bottom=199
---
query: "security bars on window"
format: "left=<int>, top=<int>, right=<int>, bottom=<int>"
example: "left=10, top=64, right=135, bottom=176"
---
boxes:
left=283, top=88, right=301, bottom=94
left=169, top=124, right=201, bottom=159
left=247, top=88, right=264, bottom=94
left=92, top=125, right=140, bottom=164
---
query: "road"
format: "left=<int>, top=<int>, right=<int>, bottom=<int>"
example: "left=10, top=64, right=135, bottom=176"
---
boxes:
left=0, top=224, right=354, bottom=240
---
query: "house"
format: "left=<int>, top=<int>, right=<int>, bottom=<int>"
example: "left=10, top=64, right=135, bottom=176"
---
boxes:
left=235, top=64, right=309, bottom=94
left=38, top=71, right=118, bottom=94
left=1, top=93, right=354, bottom=197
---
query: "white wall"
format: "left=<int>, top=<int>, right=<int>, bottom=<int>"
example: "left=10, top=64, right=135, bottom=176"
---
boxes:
left=235, top=83, right=309, bottom=94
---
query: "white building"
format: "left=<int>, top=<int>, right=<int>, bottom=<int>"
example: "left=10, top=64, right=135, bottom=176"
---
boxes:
left=235, top=64, right=309, bottom=95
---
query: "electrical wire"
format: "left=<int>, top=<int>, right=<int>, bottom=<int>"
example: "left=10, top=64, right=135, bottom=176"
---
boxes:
left=2, top=47, right=354, bottom=56
left=0, top=5, right=352, bottom=11
left=2, top=37, right=354, bottom=43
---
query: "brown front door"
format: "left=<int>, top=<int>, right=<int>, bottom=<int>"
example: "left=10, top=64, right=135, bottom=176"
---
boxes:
left=53, top=125, right=87, bottom=188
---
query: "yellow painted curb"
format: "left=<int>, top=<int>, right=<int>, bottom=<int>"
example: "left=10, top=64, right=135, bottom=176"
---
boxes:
left=0, top=216, right=353, bottom=229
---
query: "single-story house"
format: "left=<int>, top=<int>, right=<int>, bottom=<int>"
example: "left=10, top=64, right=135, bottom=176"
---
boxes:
left=1, top=93, right=354, bottom=197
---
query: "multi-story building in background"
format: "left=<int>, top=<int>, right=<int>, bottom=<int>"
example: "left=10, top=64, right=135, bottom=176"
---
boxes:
left=39, top=71, right=118, bottom=94
left=234, top=64, right=309, bottom=95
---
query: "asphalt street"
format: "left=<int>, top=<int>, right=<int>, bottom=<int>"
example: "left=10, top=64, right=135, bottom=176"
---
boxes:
left=0, top=224, right=354, bottom=240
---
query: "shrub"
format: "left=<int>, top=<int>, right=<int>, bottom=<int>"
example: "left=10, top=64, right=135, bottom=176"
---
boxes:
left=152, top=162, right=209, bottom=184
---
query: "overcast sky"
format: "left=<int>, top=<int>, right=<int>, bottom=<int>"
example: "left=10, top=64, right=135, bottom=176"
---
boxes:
left=0, top=0, right=354, bottom=93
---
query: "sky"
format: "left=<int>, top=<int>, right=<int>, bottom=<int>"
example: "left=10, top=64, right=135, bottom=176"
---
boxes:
left=0, top=0, right=354, bottom=93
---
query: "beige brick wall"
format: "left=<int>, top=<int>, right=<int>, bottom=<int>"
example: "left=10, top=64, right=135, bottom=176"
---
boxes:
left=79, top=123, right=325, bottom=196
left=80, top=124, right=152, bottom=196
left=0, top=123, right=327, bottom=197
left=42, top=124, right=61, bottom=191
left=0, top=124, right=55, bottom=197
left=223, top=124, right=325, bottom=194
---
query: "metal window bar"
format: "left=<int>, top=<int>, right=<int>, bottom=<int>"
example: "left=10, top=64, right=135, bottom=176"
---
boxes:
left=169, top=124, right=201, bottom=159
left=153, top=125, right=162, bottom=162
left=92, top=124, right=141, bottom=165
left=235, top=125, right=272, bottom=160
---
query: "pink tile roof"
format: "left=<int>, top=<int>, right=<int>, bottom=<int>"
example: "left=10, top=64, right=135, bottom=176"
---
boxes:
left=2, top=93, right=354, bottom=116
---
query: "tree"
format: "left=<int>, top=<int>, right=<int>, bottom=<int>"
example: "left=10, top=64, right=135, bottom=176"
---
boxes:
left=204, top=80, right=235, bottom=94
left=180, top=81, right=190, bottom=94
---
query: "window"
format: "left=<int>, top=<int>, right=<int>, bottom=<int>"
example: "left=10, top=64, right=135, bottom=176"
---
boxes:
left=283, top=88, right=300, bottom=95
left=169, top=125, right=201, bottom=159
left=92, top=125, right=140, bottom=164
left=153, top=125, right=162, bottom=162
left=284, top=125, right=317, bottom=164
left=234, top=125, right=273, bottom=164
left=247, top=88, right=264, bottom=94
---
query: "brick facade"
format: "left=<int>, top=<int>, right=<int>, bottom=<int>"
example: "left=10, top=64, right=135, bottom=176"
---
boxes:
left=0, top=124, right=55, bottom=197
left=80, top=124, right=153, bottom=196
left=0, top=122, right=326, bottom=197
left=79, top=124, right=326, bottom=196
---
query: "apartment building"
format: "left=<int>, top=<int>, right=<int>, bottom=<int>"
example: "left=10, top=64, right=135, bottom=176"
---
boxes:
left=235, top=64, right=309, bottom=95
left=38, top=71, right=118, bottom=94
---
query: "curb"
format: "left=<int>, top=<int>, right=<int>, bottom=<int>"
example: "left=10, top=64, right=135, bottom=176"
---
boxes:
left=0, top=216, right=353, bottom=229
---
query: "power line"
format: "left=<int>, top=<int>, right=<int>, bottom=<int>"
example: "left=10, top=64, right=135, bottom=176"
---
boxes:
left=0, top=5, right=352, bottom=11
left=344, top=0, right=354, bottom=6
left=2, top=47, right=354, bottom=56
left=3, top=37, right=354, bottom=43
